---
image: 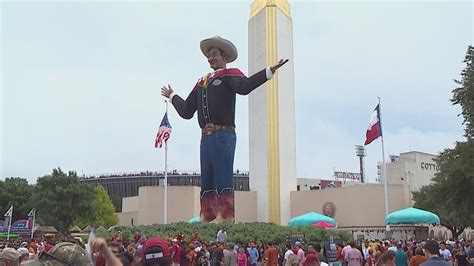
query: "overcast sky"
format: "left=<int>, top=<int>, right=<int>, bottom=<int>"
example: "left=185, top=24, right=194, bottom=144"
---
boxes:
left=1, top=0, right=472, bottom=184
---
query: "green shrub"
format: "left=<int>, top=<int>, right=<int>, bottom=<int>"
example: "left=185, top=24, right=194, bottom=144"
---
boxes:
left=109, top=222, right=352, bottom=246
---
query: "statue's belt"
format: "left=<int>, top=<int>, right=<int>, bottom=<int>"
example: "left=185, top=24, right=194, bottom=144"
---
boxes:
left=202, top=123, right=235, bottom=135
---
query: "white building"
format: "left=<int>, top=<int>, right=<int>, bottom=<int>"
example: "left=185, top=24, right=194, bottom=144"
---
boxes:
left=382, top=151, right=438, bottom=191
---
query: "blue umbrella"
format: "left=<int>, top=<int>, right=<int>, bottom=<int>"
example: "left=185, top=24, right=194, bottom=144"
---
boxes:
left=289, top=212, right=337, bottom=227
left=385, top=207, right=440, bottom=225
left=188, top=216, right=200, bottom=224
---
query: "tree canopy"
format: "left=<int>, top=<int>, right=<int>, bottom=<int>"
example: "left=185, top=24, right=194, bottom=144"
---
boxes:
left=452, top=45, right=474, bottom=138
left=0, top=177, right=34, bottom=221
left=413, top=46, right=474, bottom=239
left=75, top=185, right=119, bottom=229
left=32, top=168, right=95, bottom=233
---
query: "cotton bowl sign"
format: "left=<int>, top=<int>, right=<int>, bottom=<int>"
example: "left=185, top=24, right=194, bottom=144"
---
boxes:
left=421, top=162, right=439, bottom=171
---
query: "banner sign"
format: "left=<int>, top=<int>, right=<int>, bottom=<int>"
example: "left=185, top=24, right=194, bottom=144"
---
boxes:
left=334, top=171, right=361, bottom=180
left=0, top=219, right=32, bottom=234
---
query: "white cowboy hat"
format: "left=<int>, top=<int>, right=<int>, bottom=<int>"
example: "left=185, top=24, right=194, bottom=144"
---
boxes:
left=200, top=36, right=238, bottom=63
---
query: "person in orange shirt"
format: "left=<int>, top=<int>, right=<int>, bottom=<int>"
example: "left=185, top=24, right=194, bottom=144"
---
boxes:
left=188, top=243, right=197, bottom=264
left=409, top=248, right=426, bottom=266
left=28, top=239, right=38, bottom=256
left=264, top=242, right=279, bottom=266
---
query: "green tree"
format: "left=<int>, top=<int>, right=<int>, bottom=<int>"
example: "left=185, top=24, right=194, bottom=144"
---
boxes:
left=413, top=46, right=474, bottom=239
left=412, top=169, right=472, bottom=239
left=452, top=45, right=474, bottom=138
left=75, top=185, right=119, bottom=229
left=32, top=168, right=95, bottom=233
left=0, top=177, right=34, bottom=221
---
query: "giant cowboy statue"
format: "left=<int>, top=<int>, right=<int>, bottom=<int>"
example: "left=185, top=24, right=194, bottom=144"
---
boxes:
left=161, top=36, right=288, bottom=223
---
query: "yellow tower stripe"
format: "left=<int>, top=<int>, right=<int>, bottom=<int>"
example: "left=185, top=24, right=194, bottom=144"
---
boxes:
left=265, top=5, right=281, bottom=225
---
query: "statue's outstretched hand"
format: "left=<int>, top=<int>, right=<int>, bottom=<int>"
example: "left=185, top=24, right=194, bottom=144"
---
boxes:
left=270, top=59, right=289, bottom=73
left=161, top=84, right=174, bottom=98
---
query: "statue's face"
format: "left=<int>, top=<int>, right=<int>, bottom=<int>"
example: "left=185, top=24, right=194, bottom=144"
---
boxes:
left=207, top=47, right=227, bottom=70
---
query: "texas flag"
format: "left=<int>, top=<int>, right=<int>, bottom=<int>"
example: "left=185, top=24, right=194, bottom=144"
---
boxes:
left=364, top=104, right=382, bottom=145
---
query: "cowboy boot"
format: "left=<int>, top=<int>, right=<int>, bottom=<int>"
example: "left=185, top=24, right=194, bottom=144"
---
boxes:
left=200, top=190, right=218, bottom=222
left=217, top=188, right=235, bottom=223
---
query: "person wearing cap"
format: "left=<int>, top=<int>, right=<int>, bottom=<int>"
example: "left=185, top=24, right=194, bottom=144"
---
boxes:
left=161, top=36, right=288, bottom=223
left=16, top=247, right=31, bottom=263
left=19, top=242, right=28, bottom=249
left=21, top=242, right=94, bottom=266
left=0, top=247, right=20, bottom=266
left=141, top=237, right=172, bottom=266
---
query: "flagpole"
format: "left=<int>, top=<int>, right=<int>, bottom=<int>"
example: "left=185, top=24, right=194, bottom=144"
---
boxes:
left=164, top=101, right=168, bottom=225
left=378, top=97, right=390, bottom=232
left=30, top=209, right=35, bottom=239
left=7, top=205, right=13, bottom=241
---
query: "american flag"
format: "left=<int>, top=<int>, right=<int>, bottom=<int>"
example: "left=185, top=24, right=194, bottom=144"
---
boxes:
left=155, top=112, right=172, bottom=148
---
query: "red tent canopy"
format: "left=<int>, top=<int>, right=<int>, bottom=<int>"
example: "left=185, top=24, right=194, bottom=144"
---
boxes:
left=312, top=221, right=336, bottom=228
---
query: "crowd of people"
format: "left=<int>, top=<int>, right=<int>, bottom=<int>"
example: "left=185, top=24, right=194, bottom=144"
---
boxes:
left=0, top=228, right=473, bottom=266
left=81, top=170, right=249, bottom=180
left=337, top=239, right=474, bottom=266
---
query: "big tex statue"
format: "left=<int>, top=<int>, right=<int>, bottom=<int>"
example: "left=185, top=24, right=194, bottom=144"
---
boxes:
left=161, top=36, right=288, bottom=223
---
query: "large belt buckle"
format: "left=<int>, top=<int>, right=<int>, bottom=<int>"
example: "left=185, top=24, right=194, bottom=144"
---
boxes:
left=204, top=123, right=215, bottom=135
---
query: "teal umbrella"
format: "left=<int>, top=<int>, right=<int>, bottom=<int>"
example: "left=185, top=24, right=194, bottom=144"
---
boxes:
left=188, top=216, right=200, bottom=224
left=289, top=212, right=337, bottom=227
left=385, top=207, right=440, bottom=225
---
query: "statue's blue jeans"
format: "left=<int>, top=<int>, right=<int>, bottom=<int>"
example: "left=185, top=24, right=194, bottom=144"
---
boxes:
left=199, top=130, right=236, bottom=222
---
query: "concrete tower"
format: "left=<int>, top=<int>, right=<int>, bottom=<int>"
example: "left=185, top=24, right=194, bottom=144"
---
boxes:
left=248, top=0, right=297, bottom=225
